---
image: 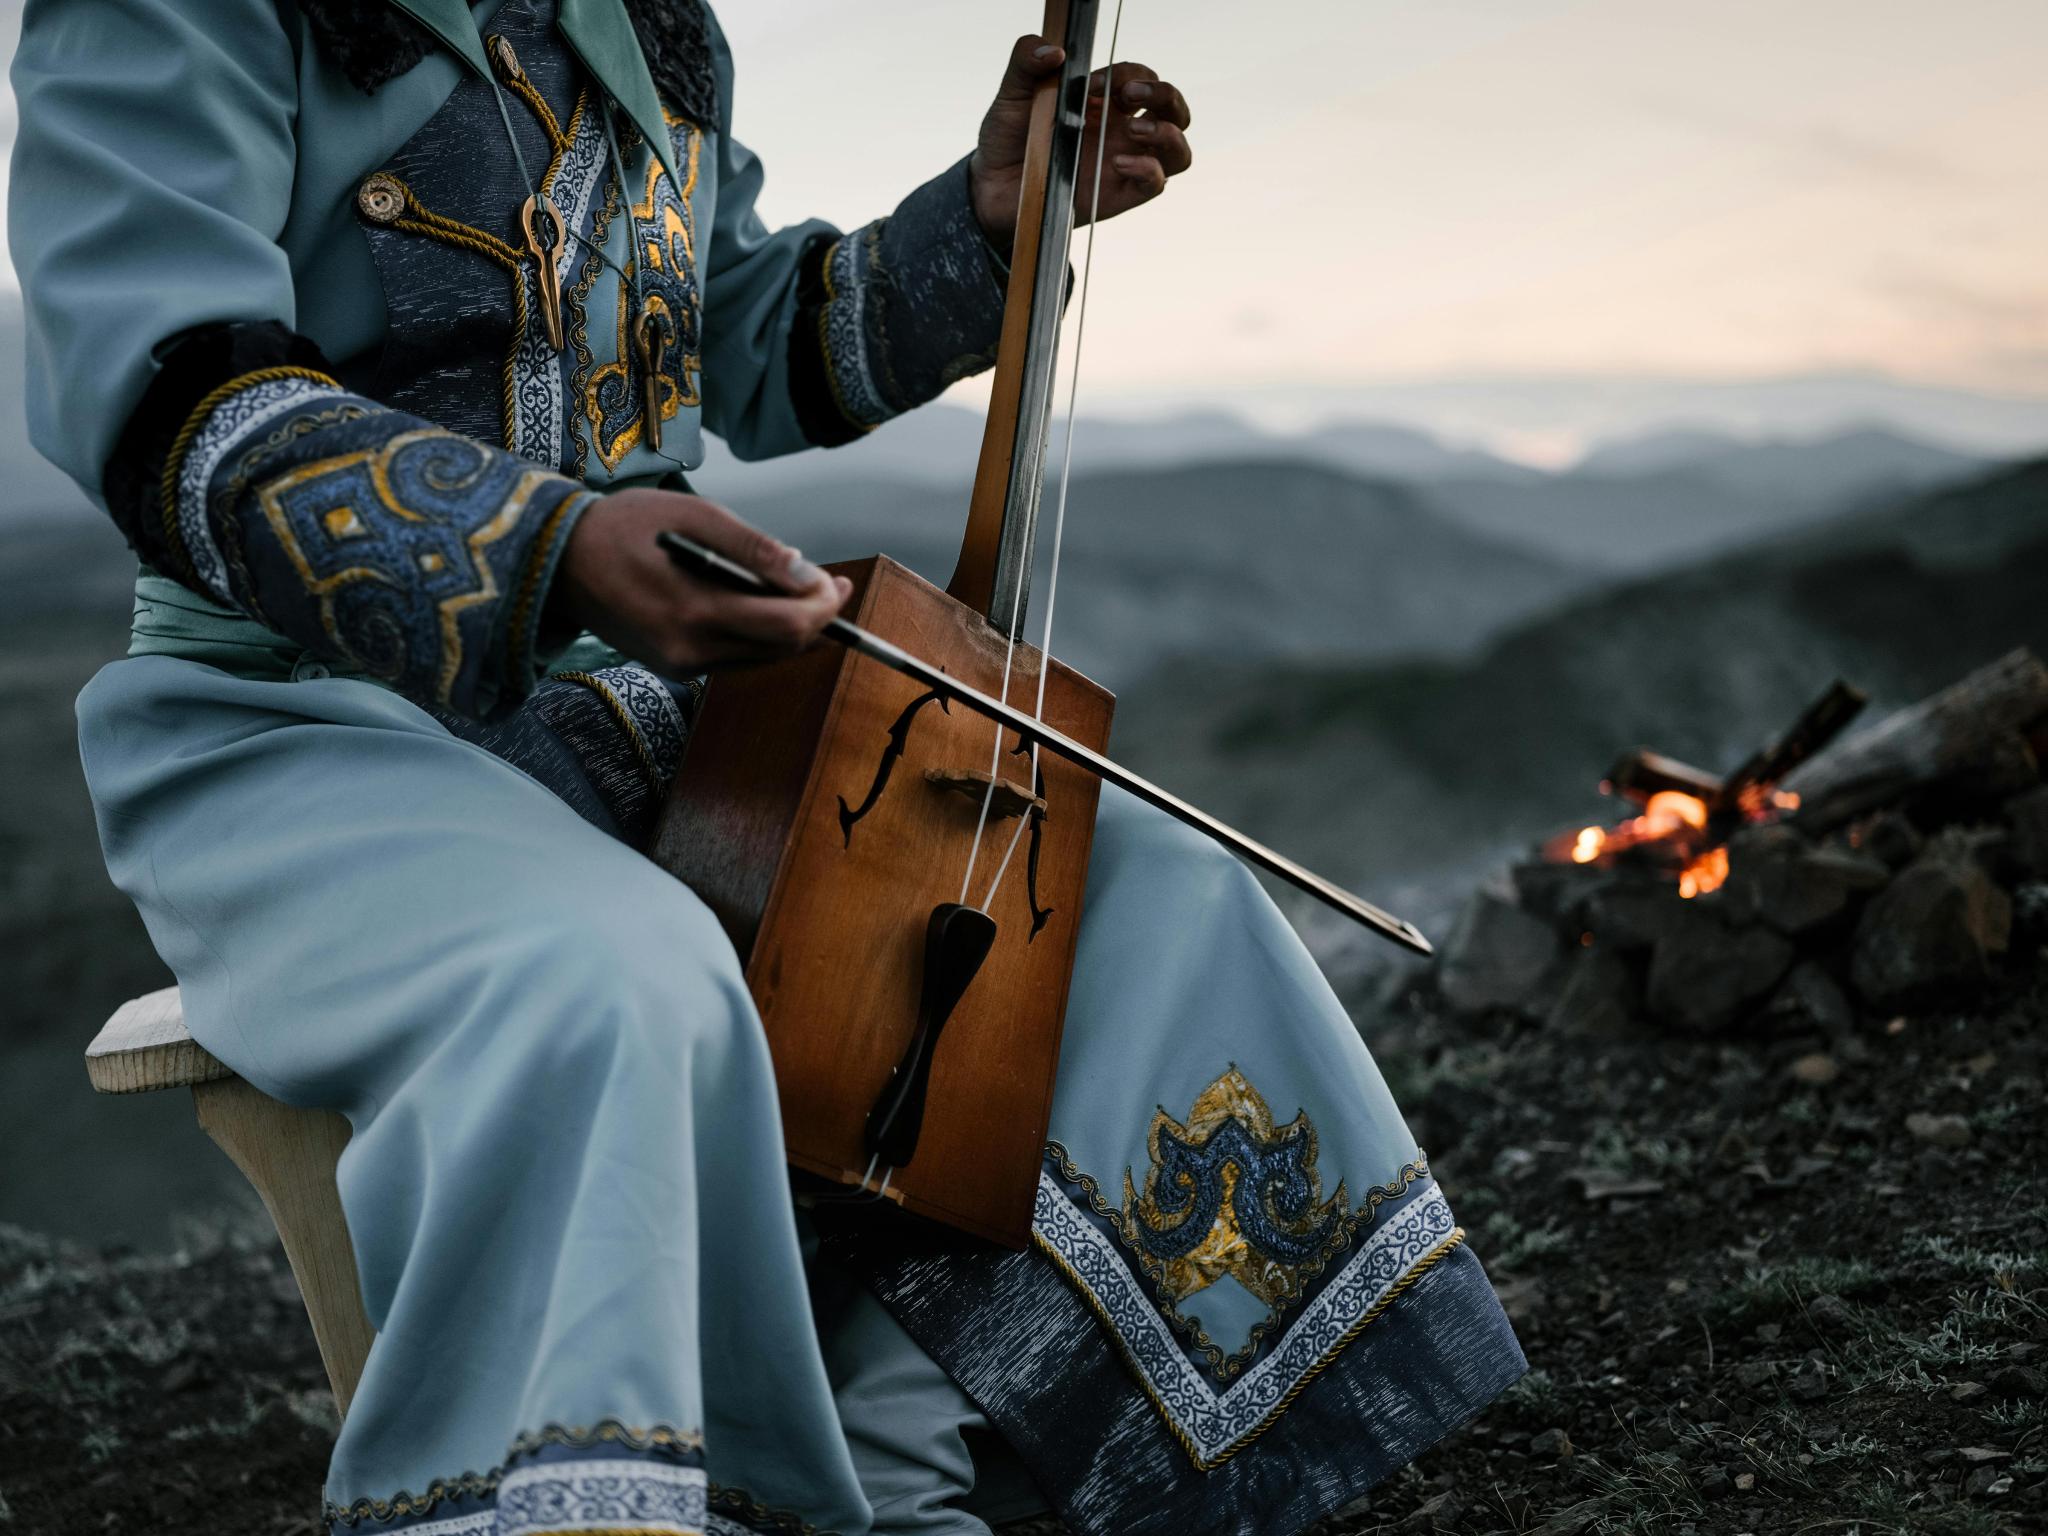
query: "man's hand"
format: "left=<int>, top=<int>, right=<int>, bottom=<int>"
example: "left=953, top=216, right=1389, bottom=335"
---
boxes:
left=970, top=35, right=1192, bottom=253
left=555, top=489, right=852, bottom=675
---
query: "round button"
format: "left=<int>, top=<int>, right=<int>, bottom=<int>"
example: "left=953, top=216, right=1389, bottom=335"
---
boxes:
left=356, top=173, right=406, bottom=225
left=292, top=657, right=331, bottom=682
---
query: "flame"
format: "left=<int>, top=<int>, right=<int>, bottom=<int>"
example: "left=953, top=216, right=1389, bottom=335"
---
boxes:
left=1570, top=827, right=1606, bottom=863
left=1678, top=846, right=1730, bottom=898
left=1644, top=791, right=1709, bottom=834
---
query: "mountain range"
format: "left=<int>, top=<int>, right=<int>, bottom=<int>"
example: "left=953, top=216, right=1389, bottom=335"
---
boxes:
left=1112, top=456, right=2048, bottom=977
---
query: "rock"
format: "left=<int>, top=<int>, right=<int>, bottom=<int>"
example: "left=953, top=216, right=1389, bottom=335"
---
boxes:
left=1532, top=1498, right=1607, bottom=1536
left=1438, top=880, right=1562, bottom=1016
left=1763, top=962, right=1855, bottom=1037
left=1646, top=905, right=1795, bottom=1033
left=1529, top=1427, right=1573, bottom=1458
left=1851, top=851, right=2012, bottom=1009
left=1403, top=1489, right=1466, bottom=1530
left=1733, top=1361, right=1776, bottom=1391
left=1949, top=1381, right=1989, bottom=1404
left=1734, top=1472, right=1756, bottom=1493
left=1546, top=944, right=1637, bottom=1035
left=1582, top=878, right=1691, bottom=953
left=1965, top=1469, right=2014, bottom=1499
left=1698, top=1468, right=1734, bottom=1501
left=1860, top=811, right=1924, bottom=869
left=1571, top=1173, right=1666, bottom=1202
left=2012, top=882, right=2048, bottom=949
left=1806, top=1294, right=1855, bottom=1334
left=1788, top=1052, right=1839, bottom=1085
left=2004, top=785, right=2048, bottom=877
left=1905, top=1111, right=1972, bottom=1149
left=1513, top=861, right=1613, bottom=927
left=1955, top=1446, right=2010, bottom=1464
left=1726, top=837, right=1889, bottom=936
left=1786, top=1366, right=1829, bottom=1402
left=1986, top=1364, right=2045, bottom=1399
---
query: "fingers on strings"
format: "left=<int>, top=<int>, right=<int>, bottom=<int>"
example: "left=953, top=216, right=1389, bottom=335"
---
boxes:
left=1085, top=63, right=1192, bottom=193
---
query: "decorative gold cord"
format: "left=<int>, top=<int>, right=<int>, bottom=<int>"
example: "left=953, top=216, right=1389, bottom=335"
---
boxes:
left=157, top=365, right=340, bottom=584
left=393, top=208, right=526, bottom=271
left=503, top=69, right=568, bottom=153
left=556, top=665, right=667, bottom=794
left=813, top=240, right=877, bottom=437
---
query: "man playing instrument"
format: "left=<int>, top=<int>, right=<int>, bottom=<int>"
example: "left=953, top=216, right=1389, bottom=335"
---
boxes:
left=11, top=3, right=1523, bottom=1533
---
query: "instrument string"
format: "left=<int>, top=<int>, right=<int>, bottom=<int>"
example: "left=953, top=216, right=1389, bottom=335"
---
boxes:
left=975, top=0, right=1125, bottom=914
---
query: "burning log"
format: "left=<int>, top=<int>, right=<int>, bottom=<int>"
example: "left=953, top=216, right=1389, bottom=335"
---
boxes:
left=1604, top=750, right=1725, bottom=807
left=1554, top=678, right=1866, bottom=899
left=1783, top=649, right=2048, bottom=833
left=1720, top=680, right=1867, bottom=814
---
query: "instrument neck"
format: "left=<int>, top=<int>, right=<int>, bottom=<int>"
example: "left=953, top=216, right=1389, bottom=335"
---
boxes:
left=946, top=0, right=1101, bottom=638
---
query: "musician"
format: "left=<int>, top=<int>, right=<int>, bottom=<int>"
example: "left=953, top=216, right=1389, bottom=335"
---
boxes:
left=12, top=2, right=1522, bottom=1532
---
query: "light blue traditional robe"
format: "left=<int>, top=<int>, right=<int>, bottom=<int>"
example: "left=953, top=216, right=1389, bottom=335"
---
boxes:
left=13, top=1, right=1525, bottom=1531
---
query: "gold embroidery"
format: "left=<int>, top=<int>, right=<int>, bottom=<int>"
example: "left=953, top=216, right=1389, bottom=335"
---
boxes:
left=582, top=124, right=702, bottom=470
left=1051, top=1140, right=1428, bottom=1383
left=1120, top=1066, right=1351, bottom=1310
left=254, top=430, right=559, bottom=706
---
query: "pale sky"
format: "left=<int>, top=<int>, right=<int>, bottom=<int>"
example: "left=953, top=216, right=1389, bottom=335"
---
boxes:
left=5, top=0, right=2047, bottom=433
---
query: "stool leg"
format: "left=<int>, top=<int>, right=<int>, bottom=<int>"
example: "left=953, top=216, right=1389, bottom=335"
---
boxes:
left=192, top=1077, right=376, bottom=1418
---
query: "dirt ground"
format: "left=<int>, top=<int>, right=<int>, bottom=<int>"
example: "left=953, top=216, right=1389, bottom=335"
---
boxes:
left=2, top=964, right=2041, bottom=1535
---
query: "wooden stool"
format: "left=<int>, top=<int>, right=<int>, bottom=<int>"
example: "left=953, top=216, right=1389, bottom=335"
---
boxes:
left=85, top=986, right=376, bottom=1417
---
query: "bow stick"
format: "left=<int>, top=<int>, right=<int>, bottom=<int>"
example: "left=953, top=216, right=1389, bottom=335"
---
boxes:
left=659, top=530, right=1433, bottom=956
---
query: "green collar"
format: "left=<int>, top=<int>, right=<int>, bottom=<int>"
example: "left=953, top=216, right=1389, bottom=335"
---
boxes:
left=385, top=0, right=682, bottom=186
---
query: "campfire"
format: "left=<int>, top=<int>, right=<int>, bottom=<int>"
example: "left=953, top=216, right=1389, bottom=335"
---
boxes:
left=1434, top=650, right=2048, bottom=1035
left=1540, top=682, right=1866, bottom=900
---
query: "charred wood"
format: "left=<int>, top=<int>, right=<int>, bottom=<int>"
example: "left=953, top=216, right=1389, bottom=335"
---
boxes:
left=1784, top=649, right=2048, bottom=833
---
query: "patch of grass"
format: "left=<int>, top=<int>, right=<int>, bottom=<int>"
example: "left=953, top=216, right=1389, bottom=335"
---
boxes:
left=1807, top=1430, right=1885, bottom=1465
left=1499, top=1366, right=1564, bottom=1422
left=1970, top=1100, right=2026, bottom=1134
left=1906, top=1234, right=2041, bottom=1280
left=1573, top=1447, right=1701, bottom=1533
left=1481, top=1211, right=1573, bottom=1272
left=1580, top=1123, right=1697, bottom=1181
left=1845, top=1475, right=2012, bottom=1536
left=1984, top=1398, right=2047, bottom=1431
left=1708, top=1254, right=1887, bottom=1329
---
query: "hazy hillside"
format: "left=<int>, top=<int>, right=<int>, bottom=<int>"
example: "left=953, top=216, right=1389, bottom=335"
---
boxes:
left=733, top=458, right=1587, bottom=685
left=694, top=400, right=1533, bottom=495
left=1116, top=457, right=2048, bottom=964
left=1413, top=427, right=1991, bottom=574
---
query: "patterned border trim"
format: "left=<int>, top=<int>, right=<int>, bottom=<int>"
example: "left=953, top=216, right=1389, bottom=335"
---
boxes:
left=1033, top=1170, right=1464, bottom=1468
left=326, top=1421, right=706, bottom=1530
left=815, top=227, right=888, bottom=432
left=1048, top=1141, right=1431, bottom=1384
left=506, top=91, right=608, bottom=470
left=159, top=366, right=343, bottom=598
left=556, top=665, right=690, bottom=797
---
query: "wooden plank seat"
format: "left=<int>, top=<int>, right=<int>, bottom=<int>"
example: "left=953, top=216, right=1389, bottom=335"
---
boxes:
left=86, top=987, right=375, bottom=1416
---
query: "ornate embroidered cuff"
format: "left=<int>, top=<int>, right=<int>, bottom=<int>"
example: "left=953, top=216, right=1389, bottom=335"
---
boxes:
left=787, top=156, right=1008, bottom=447
left=159, top=368, right=595, bottom=718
